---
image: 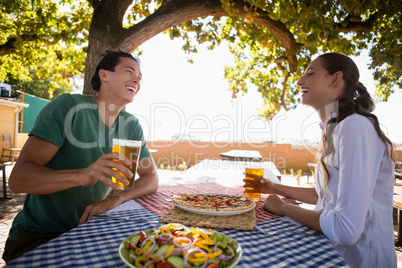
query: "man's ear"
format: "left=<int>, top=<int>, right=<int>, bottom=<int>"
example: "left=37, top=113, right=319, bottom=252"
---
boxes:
left=99, top=69, right=108, bottom=82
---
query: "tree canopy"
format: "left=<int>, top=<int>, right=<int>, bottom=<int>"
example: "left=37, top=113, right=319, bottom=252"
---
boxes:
left=0, top=0, right=91, bottom=99
left=1, top=0, right=401, bottom=119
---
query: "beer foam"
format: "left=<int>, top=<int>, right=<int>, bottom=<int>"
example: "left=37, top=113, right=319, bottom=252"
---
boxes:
left=112, top=138, right=142, bottom=147
left=245, top=162, right=264, bottom=169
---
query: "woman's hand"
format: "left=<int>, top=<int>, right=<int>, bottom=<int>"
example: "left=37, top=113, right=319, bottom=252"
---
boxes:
left=263, top=194, right=288, bottom=216
left=260, top=178, right=276, bottom=194
left=79, top=193, right=124, bottom=224
left=76, top=152, right=133, bottom=190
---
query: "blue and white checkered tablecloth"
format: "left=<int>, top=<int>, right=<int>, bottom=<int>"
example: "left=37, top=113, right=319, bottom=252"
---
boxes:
left=6, top=209, right=348, bottom=267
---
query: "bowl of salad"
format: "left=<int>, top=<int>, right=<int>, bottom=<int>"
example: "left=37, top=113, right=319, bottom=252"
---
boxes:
left=118, top=223, right=242, bottom=268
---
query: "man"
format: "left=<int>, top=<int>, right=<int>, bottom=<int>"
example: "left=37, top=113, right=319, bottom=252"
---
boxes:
left=3, top=50, right=158, bottom=263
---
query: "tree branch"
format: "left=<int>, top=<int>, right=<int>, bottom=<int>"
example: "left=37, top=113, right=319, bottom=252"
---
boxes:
left=119, top=0, right=303, bottom=72
left=337, top=12, right=379, bottom=32
left=275, top=59, right=289, bottom=110
left=55, top=50, right=63, bottom=60
left=86, top=0, right=94, bottom=8
left=281, top=73, right=290, bottom=110
left=0, top=34, right=38, bottom=56
left=274, top=57, right=287, bottom=72
left=229, top=0, right=303, bottom=72
left=120, top=0, right=227, bottom=52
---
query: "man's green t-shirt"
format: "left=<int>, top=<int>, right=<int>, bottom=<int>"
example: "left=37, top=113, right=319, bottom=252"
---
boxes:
left=9, top=94, right=151, bottom=239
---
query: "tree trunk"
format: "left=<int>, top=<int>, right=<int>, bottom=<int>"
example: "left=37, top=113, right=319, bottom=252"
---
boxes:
left=82, top=0, right=303, bottom=94
left=83, top=0, right=132, bottom=95
left=83, top=0, right=228, bottom=95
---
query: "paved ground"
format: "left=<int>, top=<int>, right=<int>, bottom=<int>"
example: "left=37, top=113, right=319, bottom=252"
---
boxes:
left=1, top=165, right=402, bottom=267
left=0, top=164, right=23, bottom=267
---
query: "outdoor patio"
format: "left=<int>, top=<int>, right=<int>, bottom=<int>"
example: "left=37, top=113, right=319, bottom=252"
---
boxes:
left=2, top=164, right=402, bottom=267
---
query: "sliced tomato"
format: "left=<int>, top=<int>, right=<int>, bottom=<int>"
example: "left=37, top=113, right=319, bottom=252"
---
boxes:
left=129, top=242, right=138, bottom=251
left=173, top=231, right=185, bottom=237
left=156, top=261, right=172, bottom=268
left=138, top=230, right=147, bottom=246
left=207, top=263, right=219, bottom=268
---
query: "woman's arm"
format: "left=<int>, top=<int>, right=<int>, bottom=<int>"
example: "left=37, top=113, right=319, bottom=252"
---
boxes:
left=261, top=178, right=318, bottom=204
left=9, top=135, right=133, bottom=194
left=263, top=194, right=322, bottom=232
left=261, top=178, right=322, bottom=232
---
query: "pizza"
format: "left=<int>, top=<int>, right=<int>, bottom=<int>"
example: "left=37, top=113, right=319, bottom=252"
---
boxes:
left=172, top=193, right=255, bottom=212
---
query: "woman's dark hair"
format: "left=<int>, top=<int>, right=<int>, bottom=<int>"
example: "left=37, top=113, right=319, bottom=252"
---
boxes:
left=317, top=53, right=394, bottom=183
left=91, top=49, right=141, bottom=92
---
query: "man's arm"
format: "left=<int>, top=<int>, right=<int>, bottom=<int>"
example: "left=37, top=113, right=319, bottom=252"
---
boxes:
left=79, top=156, right=159, bottom=223
left=9, top=135, right=133, bottom=194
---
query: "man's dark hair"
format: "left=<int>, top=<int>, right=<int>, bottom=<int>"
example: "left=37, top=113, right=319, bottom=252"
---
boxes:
left=91, top=50, right=140, bottom=92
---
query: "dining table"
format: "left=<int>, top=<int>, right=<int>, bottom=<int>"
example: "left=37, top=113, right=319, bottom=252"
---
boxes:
left=5, top=160, right=348, bottom=267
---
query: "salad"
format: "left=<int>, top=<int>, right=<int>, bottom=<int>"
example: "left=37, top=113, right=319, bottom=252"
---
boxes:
left=119, top=223, right=242, bottom=268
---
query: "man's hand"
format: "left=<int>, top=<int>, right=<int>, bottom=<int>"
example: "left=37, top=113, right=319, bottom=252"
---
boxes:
left=80, top=156, right=159, bottom=224
left=76, top=152, right=133, bottom=190
left=79, top=193, right=124, bottom=224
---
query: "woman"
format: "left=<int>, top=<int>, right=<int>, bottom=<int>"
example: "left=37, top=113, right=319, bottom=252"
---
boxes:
left=261, top=53, right=397, bottom=267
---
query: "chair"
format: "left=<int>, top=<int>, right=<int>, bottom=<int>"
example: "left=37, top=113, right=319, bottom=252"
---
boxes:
left=307, top=163, right=317, bottom=183
left=2, top=134, right=21, bottom=163
left=0, top=163, right=11, bottom=199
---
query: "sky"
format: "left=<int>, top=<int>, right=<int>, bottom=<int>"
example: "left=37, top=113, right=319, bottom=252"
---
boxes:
left=120, top=34, right=402, bottom=145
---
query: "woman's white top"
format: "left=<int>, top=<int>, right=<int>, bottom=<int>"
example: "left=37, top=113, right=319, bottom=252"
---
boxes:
left=315, top=113, right=397, bottom=268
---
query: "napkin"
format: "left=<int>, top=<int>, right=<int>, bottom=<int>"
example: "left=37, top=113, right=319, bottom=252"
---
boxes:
left=106, top=200, right=144, bottom=213
left=264, top=169, right=282, bottom=184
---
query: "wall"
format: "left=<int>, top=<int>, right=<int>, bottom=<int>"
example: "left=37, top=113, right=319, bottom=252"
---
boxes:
left=20, top=94, right=49, bottom=133
left=0, top=105, right=17, bottom=161
left=147, top=141, right=318, bottom=173
left=6, top=136, right=402, bottom=173
left=395, top=149, right=402, bottom=163
left=16, top=133, right=29, bottom=148
left=147, top=141, right=402, bottom=173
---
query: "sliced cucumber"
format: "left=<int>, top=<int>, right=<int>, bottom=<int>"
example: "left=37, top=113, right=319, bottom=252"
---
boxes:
left=167, top=256, right=185, bottom=268
left=154, top=244, right=171, bottom=257
left=129, top=234, right=141, bottom=246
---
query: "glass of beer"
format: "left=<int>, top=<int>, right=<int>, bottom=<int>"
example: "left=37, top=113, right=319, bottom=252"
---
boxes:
left=244, top=162, right=264, bottom=202
left=112, top=138, right=142, bottom=190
